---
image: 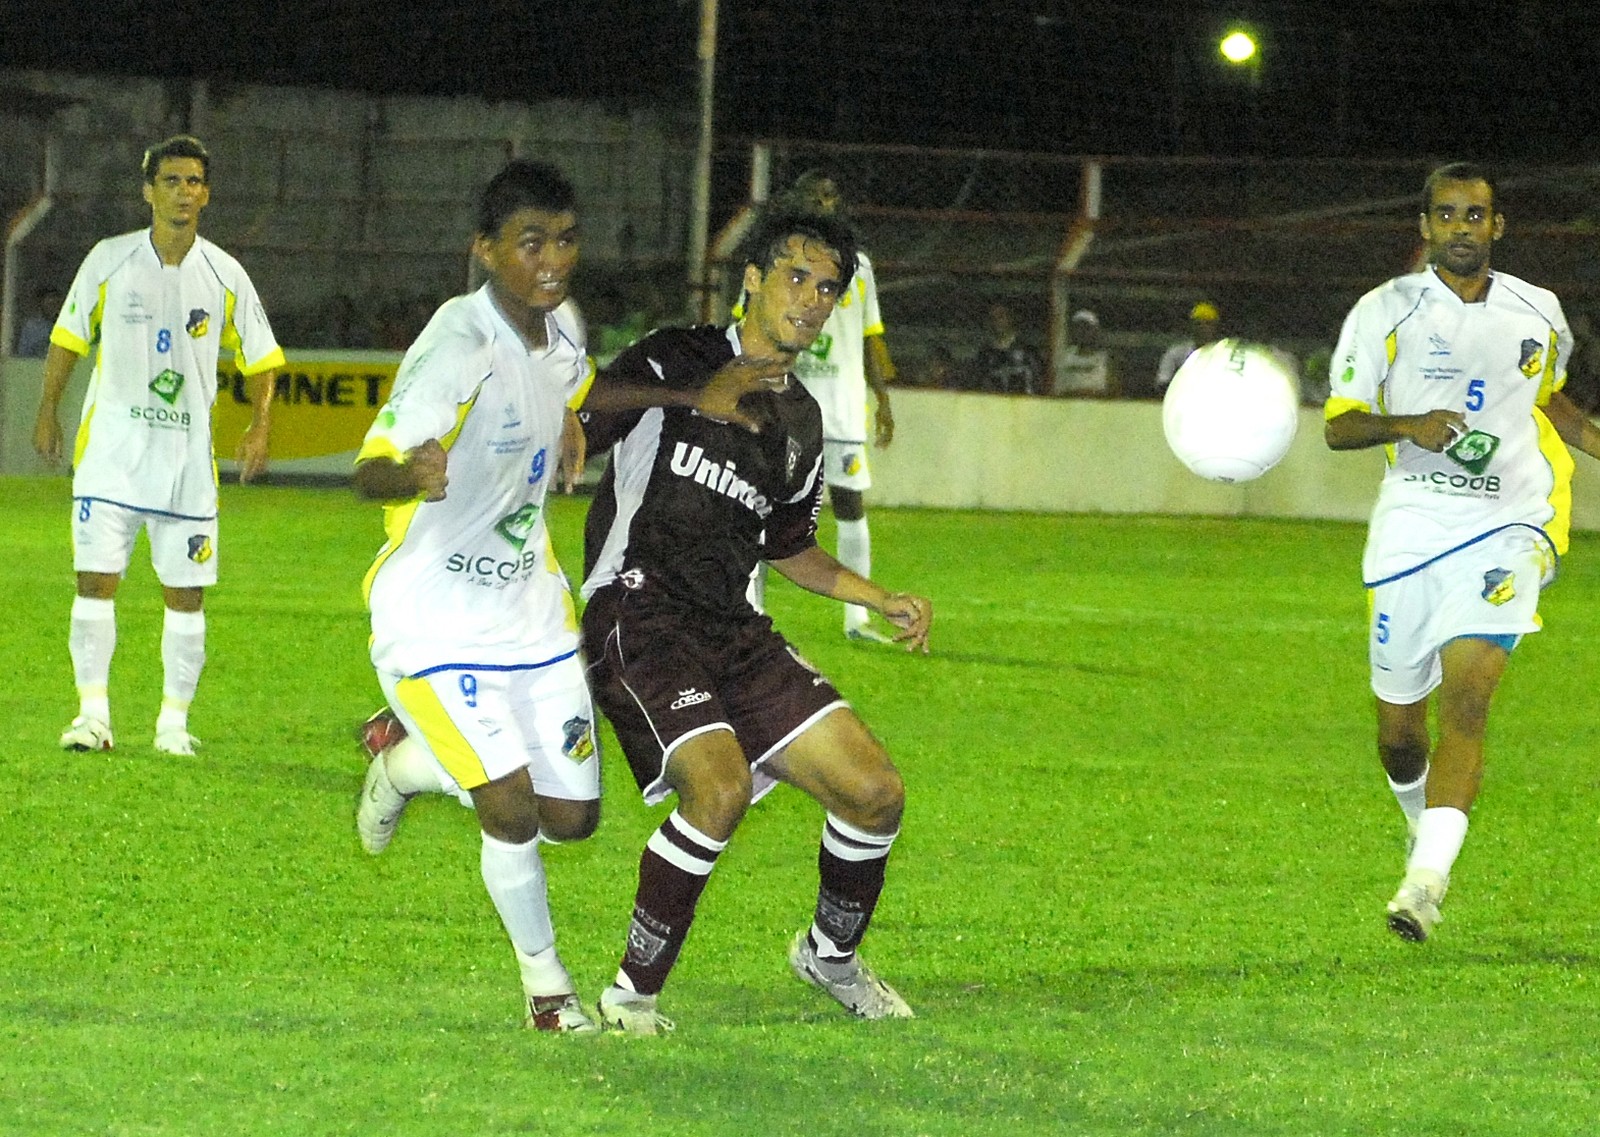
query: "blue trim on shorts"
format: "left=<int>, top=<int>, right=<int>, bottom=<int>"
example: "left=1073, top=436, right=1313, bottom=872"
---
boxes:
left=1364, top=522, right=1558, bottom=588
left=408, top=649, right=577, bottom=679
left=74, top=496, right=216, bottom=523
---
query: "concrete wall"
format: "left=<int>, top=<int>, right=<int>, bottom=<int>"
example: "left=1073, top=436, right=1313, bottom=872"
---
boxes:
left=11, top=358, right=1600, bottom=536
left=2, top=69, right=694, bottom=351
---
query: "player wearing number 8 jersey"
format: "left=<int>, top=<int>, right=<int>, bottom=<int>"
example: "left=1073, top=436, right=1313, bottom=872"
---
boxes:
left=33, top=135, right=282, bottom=758
left=1325, top=161, right=1600, bottom=943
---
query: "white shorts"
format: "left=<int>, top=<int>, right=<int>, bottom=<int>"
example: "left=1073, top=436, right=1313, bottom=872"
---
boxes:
left=821, top=439, right=872, bottom=492
left=72, top=498, right=219, bottom=587
left=1367, top=526, right=1554, bottom=704
left=378, top=652, right=600, bottom=800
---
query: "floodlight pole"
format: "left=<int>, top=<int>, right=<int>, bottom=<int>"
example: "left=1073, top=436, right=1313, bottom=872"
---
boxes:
left=687, top=0, right=719, bottom=322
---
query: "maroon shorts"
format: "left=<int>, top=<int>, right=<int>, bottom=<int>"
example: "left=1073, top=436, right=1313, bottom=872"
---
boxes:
left=582, top=584, right=846, bottom=803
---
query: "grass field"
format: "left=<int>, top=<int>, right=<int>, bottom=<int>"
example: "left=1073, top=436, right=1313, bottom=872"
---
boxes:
left=3, top=473, right=1598, bottom=1136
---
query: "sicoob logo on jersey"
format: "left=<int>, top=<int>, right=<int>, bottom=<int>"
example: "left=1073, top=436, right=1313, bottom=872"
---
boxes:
left=1446, top=430, right=1500, bottom=475
left=493, top=504, right=540, bottom=551
left=185, top=309, right=210, bottom=338
left=561, top=715, right=595, bottom=763
left=187, top=535, right=213, bottom=564
left=1518, top=339, right=1544, bottom=378
left=149, top=369, right=185, bottom=405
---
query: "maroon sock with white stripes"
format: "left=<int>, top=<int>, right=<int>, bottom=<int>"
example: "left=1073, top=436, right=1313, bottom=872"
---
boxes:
left=616, top=810, right=727, bottom=996
left=808, top=813, right=899, bottom=961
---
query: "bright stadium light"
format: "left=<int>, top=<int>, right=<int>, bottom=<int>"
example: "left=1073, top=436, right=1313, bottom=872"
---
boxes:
left=1219, top=29, right=1257, bottom=65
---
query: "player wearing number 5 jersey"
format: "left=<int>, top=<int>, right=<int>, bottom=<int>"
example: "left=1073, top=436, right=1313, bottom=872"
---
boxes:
left=1325, top=161, right=1600, bottom=943
left=33, top=135, right=282, bottom=758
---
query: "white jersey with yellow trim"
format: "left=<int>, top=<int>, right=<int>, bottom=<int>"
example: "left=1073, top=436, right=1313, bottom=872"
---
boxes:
left=359, top=288, right=593, bottom=677
left=52, top=228, right=284, bottom=519
left=794, top=250, right=884, bottom=443
left=1326, top=267, right=1575, bottom=585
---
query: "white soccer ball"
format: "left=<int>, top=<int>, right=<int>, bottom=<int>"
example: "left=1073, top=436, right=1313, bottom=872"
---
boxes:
left=1162, top=338, right=1300, bottom=483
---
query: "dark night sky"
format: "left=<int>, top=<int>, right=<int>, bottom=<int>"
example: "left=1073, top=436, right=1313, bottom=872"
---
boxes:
left=4, top=0, right=1600, bottom=159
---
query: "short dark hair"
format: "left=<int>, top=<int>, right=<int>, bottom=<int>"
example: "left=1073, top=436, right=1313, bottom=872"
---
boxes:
left=741, top=206, right=858, bottom=286
left=1422, top=161, right=1497, bottom=215
left=142, top=135, right=210, bottom=183
left=477, top=160, right=577, bottom=237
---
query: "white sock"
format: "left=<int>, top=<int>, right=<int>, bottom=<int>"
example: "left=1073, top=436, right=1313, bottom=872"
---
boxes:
left=158, top=608, right=206, bottom=733
left=1387, top=766, right=1429, bottom=833
left=384, top=736, right=446, bottom=796
left=69, top=596, right=116, bottom=723
left=1408, top=806, right=1469, bottom=880
left=481, top=832, right=567, bottom=993
left=836, top=517, right=871, bottom=629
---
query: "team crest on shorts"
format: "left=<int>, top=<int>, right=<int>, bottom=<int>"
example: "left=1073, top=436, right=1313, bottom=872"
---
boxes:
left=187, top=535, right=213, bottom=564
left=1482, top=567, right=1516, bottom=606
left=185, top=308, right=210, bottom=338
left=561, top=715, right=595, bottom=762
left=1518, top=338, right=1544, bottom=378
left=619, top=568, right=645, bottom=590
left=786, top=436, right=803, bottom=480
left=842, top=452, right=863, bottom=477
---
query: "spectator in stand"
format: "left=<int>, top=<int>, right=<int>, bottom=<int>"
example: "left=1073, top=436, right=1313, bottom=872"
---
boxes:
left=15, top=286, right=63, bottom=358
left=1155, top=301, right=1222, bottom=393
left=973, top=303, right=1045, bottom=395
left=1052, top=308, right=1117, bottom=396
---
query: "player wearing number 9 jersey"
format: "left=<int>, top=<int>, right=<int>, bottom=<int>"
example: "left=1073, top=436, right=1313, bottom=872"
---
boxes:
left=1325, top=161, right=1600, bottom=944
left=350, top=160, right=605, bottom=1032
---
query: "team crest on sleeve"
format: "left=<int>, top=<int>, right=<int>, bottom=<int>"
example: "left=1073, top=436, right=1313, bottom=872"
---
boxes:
left=1518, top=339, right=1543, bottom=378
left=1482, top=568, right=1516, bottom=606
left=561, top=715, right=595, bottom=763
left=185, top=309, right=210, bottom=338
left=187, top=535, right=213, bottom=564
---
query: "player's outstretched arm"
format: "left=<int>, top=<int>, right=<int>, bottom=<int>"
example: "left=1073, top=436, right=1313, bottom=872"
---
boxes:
left=1325, top=407, right=1465, bottom=452
left=352, top=440, right=448, bottom=503
left=582, top=354, right=793, bottom=433
left=769, top=545, right=931, bottom=653
left=1542, top=390, right=1600, bottom=459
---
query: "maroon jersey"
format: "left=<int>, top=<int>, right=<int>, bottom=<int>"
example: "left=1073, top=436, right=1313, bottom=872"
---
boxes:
left=580, top=324, right=825, bottom=618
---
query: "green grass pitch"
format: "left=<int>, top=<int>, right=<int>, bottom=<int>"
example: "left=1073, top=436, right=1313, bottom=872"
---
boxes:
left=2, top=474, right=1598, bottom=1136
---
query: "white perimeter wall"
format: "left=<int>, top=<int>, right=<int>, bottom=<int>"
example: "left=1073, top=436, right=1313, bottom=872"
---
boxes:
left=7, top=360, right=1600, bottom=534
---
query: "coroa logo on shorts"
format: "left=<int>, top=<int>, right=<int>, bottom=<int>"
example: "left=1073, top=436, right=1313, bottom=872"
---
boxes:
left=187, top=535, right=213, bottom=564
left=561, top=715, right=594, bottom=763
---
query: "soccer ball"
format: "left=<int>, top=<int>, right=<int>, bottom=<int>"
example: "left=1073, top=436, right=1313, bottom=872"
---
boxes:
left=1162, top=338, right=1300, bottom=483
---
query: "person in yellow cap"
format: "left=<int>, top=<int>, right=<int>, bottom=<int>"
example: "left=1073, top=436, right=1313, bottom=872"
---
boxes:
left=1155, top=300, right=1222, bottom=392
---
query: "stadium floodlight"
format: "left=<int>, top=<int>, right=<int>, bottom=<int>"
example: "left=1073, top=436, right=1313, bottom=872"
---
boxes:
left=1219, top=29, right=1258, bottom=65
